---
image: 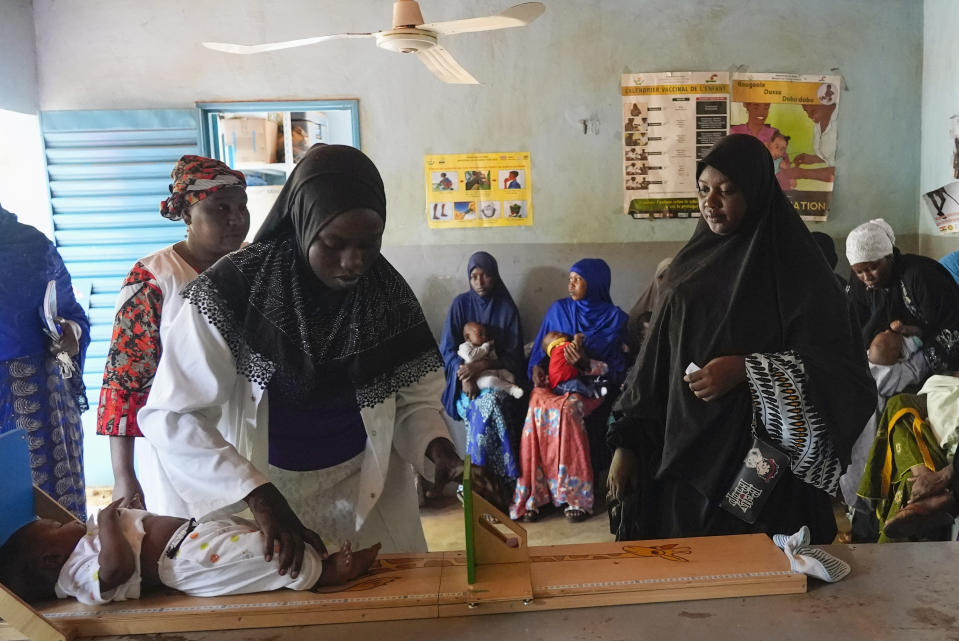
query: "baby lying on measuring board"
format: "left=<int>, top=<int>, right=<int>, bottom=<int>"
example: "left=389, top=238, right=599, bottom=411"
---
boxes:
left=0, top=499, right=380, bottom=605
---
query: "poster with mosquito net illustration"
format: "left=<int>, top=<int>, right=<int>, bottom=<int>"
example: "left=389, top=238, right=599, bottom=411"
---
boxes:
left=425, top=152, right=532, bottom=228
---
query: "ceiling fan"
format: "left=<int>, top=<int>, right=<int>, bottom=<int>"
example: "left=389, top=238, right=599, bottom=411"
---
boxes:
left=203, top=1, right=546, bottom=85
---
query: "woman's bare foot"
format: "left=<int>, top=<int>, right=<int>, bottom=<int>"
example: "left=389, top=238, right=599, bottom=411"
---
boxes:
left=313, top=542, right=382, bottom=587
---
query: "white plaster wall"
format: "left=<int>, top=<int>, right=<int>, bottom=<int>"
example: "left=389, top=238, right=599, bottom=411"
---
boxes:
left=0, top=0, right=39, bottom=115
left=0, top=110, right=51, bottom=238
left=31, top=0, right=923, bottom=246
left=0, top=0, right=52, bottom=237
left=919, top=0, right=959, bottom=259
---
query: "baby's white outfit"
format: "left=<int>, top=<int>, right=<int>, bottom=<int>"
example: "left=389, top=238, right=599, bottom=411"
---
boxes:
left=56, top=509, right=322, bottom=605
left=869, top=335, right=929, bottom=398
left=458, top=340, right=523, bottom=398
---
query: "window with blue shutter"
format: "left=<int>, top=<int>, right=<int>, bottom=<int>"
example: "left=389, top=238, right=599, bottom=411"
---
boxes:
left=40, top=109, right=200, bottom=486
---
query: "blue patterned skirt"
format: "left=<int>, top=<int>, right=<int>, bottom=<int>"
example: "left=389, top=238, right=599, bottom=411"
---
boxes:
left=457, top=389, right=520, bottom=480
left=1, top=352, right=87, bottom=520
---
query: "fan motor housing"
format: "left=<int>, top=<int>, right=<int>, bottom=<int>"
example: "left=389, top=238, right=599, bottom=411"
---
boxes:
left=375, top=29, right=437, bottom=54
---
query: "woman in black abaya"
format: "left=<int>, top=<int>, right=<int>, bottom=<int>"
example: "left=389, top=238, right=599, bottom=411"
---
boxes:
left=607, top=135, right=875, bottom=544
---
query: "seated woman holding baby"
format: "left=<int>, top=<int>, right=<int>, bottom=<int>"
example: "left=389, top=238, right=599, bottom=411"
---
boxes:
left=840, top=219, right=959, bottom=539
left=510, top=258, right=628, bottom=523
left=440, top=251, right=526, bottom=509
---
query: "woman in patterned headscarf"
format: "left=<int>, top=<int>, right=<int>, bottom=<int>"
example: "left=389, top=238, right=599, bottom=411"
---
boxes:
left=139, top=144, right=461, bottom=578
left=97, top=155, right=250, bottom=515
left=607, top=135, right=875, bottom=544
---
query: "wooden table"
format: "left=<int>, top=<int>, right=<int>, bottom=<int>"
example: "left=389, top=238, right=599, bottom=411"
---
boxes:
left=85, top=542, right=958, bottom=641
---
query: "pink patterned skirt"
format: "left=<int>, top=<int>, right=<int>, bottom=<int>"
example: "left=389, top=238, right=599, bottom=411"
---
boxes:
left=510, top=387, right=601, bottom=519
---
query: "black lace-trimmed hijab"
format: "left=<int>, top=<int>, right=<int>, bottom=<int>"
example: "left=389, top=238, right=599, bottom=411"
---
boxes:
left=182, top=144, right=442, bottom=408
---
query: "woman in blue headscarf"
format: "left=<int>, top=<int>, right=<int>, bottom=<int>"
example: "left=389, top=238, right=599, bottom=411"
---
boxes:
left=0, top=203, right=90, bottom=520
left=511, top=258, right=628, bottom=523
left=439, top=251, right=524, bottom=507
left=941, top=251, right=959, bottom=288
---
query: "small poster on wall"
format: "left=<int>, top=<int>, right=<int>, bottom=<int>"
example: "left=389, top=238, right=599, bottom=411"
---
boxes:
left=425, top=152, right=532, bottom=228
left=621, top=71, right=730, bottom=219
left=731, top=72, right=841, bottom=221
left=922, top=181, right=959, bottom=233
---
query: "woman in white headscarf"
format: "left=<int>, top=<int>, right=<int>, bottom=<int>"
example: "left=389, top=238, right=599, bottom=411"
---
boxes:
left=846, top=217, right=959, bottom=375
left=841, top=218, right=959, bottom=541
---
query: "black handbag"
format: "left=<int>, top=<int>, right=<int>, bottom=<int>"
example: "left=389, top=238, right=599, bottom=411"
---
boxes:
left=719, top=433, right=790, bottom=524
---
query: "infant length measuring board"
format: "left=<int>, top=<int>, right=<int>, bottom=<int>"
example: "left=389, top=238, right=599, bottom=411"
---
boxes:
left=0, top=454, right=805, bottom=640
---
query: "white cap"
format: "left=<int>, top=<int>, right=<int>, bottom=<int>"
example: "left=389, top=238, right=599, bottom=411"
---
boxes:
left=846, top=218, right=895, bottom=265
left=867, top=218, right=895, bottom=246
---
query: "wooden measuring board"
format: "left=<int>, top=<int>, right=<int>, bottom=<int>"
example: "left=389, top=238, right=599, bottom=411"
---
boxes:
left=1, top=534, right=804, bottom=638
left=0, top=448, right=805, bottom=639
left=461, top=456, right=533, bottom=605
left=440, top=533, right=805, bottom=617
left=1, top=553, right=445, bottom=639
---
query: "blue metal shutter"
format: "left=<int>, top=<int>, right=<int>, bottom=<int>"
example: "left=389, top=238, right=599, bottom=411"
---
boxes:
left=40, top=109, right=199, bottom=485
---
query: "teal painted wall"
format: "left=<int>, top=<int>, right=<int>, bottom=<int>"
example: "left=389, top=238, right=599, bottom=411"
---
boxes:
left=32, top=0, right=923, bottom=245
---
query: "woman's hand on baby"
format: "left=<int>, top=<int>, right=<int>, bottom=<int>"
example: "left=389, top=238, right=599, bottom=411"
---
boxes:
left=563, top=340, right=589, bottom=368
left=890, top=320, right=922, bottom=337
left=112, top=475, right=145, bottom=510
left=97, top=498, right=139, bottom=591
left=245, top=482, right=328, bottom=579
left=457, top=360, right=486, bottom=381
left=684, top=355, right=747, bottom=402
left=462, top=378, right=480, bottom=399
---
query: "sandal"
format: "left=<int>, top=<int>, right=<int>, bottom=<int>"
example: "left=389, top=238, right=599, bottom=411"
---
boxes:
left=564, top=507, right=589, bottom=523
left=521, top=508, right=540, bottom=523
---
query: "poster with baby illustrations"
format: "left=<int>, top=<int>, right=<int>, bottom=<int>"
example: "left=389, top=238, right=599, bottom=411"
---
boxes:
left=425, top=152, right=533, bottom=228
left=621, top=71, right=730, bottom=219
left=731, top=72, right=841, bottom=222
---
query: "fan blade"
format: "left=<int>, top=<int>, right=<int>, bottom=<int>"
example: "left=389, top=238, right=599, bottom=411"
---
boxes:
left=203, top=32, right=374, bottom=55
left=417, top=46, right=478, bottom=84
left=418, top=2, right=545, bottom=36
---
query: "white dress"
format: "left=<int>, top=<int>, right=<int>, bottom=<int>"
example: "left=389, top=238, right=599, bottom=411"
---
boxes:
left=138, top=297, right=452, bottom=553
left=97, top=244, right=200, bottom=517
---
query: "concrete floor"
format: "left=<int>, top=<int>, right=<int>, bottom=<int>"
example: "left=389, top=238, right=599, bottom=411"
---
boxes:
left=420, top=495, right=614, bottom=551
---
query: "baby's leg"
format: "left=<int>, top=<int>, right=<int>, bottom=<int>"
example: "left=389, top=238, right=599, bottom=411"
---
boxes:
left=313, top=542, right=382, bottom=588
left=476, top=373, right=524, bottom=399
left=486, top=368, right=515, bottom=384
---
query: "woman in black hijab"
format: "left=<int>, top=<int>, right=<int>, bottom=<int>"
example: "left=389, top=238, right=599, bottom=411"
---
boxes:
left=607, top=135, right=874, bottom=544
left=140, top=144, right=462, bottom=577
